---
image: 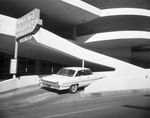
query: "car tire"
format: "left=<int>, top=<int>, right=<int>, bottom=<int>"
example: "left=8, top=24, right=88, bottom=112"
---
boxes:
left=69, top=84, right=78, bottom=93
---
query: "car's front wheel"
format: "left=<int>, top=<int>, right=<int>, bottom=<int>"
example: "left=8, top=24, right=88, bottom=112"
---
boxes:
left=69, top=84, right=78, bottom=93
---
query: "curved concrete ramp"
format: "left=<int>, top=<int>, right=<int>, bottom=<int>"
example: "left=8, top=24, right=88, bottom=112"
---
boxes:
left=33, top=28, right=150, bottom=93
left=33, top=28, right=142, bottom=70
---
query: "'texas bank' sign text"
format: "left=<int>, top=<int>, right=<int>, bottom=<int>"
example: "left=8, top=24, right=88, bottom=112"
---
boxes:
left=16, top=8, right=41, bottom=39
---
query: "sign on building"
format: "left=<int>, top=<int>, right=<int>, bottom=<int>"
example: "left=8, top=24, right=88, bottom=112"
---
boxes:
left=19, top=35, right=32, bottom=43
left=16, top=8, right=42, bottom=41
left=10, top=58, right=18, bottom=74
left=12, top=8, right=42, bottom=77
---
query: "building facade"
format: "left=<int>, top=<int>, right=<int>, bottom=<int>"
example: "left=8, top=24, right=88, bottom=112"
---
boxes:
left=1, top=0, right=150, bottom=81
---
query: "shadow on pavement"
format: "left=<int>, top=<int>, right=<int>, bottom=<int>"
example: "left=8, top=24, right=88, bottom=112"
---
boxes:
left=144, top=95, right=150, bottom=97
left=40, top=86, right=84, bottom=95
left=40, top=87, right=68, bottom=94
left=123, top=105, right=150, bottom=111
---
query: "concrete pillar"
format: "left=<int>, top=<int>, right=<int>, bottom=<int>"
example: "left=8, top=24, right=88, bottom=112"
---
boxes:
left=82, top=60, right=85, bottom=68
left=35, top=60, right=41, bottom=75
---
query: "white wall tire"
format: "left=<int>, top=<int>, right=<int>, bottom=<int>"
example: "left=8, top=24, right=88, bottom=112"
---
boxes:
left=69, top=84, right=78, bottom=93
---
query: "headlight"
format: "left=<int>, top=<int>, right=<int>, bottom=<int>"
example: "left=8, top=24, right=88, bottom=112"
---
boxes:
left=56, top=82, right=60, bottom=89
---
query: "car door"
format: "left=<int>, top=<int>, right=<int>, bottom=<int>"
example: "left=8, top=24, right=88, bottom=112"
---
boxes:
left=85, top=69, right=95, bottom=84
left=75, top=70, right=89, bottom=87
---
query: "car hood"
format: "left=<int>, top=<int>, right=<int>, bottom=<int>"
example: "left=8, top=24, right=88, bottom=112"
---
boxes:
left=41, top=74, right=71, bottom=83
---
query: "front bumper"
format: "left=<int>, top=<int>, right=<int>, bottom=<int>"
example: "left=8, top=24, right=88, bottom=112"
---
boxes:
left=40, top=80, right=60, bottom=90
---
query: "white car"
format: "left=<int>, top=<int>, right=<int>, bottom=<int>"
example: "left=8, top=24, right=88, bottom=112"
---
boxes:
left=40, top=67, right=103, bottom=93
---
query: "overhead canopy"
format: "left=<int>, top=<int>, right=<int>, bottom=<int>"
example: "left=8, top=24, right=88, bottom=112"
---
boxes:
left=1, top=0, right=150, bottom=38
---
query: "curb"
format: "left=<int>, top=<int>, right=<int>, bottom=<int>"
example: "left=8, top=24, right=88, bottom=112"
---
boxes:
left=80, top=89, right=150, bottom=98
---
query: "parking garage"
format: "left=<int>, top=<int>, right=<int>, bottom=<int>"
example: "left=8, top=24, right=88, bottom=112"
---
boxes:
left=1, top=0, right=150, bottom=94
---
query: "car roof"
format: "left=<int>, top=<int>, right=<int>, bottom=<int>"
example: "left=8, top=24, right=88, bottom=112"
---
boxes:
left=63, top=67, right=90, bottom=71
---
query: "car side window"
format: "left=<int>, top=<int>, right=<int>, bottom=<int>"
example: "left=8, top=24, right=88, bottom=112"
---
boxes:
left=75, top=70, right=85, bottom=77
left=85, top=70, right=92, bottom=75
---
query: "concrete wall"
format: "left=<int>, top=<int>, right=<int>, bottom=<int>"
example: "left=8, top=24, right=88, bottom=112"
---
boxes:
left=84, top=68, right=150, bottom=94
left=0, top=76, right=40, bottom=93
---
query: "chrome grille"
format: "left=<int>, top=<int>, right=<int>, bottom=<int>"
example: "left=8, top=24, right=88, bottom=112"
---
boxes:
left=41, top=79, right=59, bottom=89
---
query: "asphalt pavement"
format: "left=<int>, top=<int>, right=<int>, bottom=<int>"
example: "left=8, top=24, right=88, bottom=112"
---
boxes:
left=0, top=85, right=150, bottom=118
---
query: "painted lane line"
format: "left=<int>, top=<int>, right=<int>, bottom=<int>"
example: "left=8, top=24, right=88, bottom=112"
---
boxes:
left=41, top=105, right=112, bottom=118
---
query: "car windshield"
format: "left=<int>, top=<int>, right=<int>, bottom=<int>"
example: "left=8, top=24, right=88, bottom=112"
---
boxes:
left=57, top=69, right=75, bottom=77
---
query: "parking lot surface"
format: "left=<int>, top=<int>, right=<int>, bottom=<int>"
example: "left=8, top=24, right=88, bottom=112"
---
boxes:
left=0, top=86, right=150, bottom=118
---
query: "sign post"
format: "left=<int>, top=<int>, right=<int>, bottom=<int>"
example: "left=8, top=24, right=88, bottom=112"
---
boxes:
left=12, top=41, right=19, bottom=78
left=11, top=8, right=42, bottom=78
